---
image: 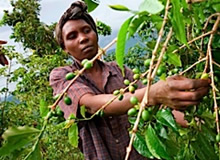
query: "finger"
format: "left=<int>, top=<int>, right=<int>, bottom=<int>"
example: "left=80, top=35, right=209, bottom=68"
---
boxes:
left=172, top=87, right=209, bottom=101
left=168, top=78, right=210, bottom=91
left=171, top=100, right=200, bottom=109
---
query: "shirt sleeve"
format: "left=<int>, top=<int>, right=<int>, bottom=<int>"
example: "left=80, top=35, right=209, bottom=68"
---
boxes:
left=49, top=67, right=94, bottom=119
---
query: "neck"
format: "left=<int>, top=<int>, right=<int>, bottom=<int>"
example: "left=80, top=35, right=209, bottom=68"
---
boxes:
left=85, top=60, right=102, bottom=74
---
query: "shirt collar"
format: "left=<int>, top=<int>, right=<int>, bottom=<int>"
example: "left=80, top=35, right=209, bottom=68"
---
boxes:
left=71, top=59, right=118, bottom=76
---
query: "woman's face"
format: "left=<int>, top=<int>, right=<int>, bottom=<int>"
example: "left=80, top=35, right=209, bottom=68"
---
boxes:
left=62, top=19, right=98, bottom=61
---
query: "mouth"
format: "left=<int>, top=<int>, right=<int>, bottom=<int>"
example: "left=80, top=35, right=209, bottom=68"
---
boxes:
left=82, top=45, right=93, bottom=53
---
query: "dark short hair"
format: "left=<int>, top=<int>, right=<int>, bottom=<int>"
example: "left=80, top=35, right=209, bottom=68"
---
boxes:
left=55, top=1, right=98, bottom=49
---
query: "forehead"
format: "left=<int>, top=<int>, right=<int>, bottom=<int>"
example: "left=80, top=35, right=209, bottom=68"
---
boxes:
left=62, top=19, right=90, bottom=36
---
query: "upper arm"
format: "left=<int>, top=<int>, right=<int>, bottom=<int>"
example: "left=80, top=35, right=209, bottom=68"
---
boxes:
left=50, top=67, right=94, bottom=119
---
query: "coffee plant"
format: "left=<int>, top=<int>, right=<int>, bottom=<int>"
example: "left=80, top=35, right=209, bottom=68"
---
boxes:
left=0, top=0, right=220, bottom=160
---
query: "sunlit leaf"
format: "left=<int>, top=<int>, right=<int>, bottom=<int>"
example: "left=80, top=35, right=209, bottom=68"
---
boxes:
left=171, top=0, right=188, bottom=45
left=116, top=17, right=133, bottom=76
left=40, top=99, right=49, bottom=118
left=128, top=14, right=147, bottom=38
left=108, top=4, right=130, bottom=11
left=167, top=53, right=182, bottom=67
left=133, top=132, right=154, bottom=158
left=0, top=126, right=40, bottom=156
left=68, top=123, right=78, bottom=148
left=84, top=0, right=99, bottom=12
left=139, top=0, right=164, bottom=14
left=159, top=73, right=166, bottom=80
left=145, top=124, right=171, bottom=159
left=80, top=105, right=86, bottom=118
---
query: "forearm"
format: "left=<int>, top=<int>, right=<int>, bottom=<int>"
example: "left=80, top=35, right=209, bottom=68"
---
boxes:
left=80, top=87, right=155, bottom=116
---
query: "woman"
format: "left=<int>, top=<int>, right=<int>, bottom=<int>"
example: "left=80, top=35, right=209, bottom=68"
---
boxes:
left=50, top=1, right=210, bottom=159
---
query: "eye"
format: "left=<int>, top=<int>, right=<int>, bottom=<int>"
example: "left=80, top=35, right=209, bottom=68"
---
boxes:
left=84, top=27, right=91, bottom=34
left=67, top=32, right=77, bottom=39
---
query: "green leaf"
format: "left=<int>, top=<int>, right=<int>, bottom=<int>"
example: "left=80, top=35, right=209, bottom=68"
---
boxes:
left=133, top=132, right=154, bottom=158
left=171, top=0, right=188, bottom=45
left=151, top=15, right=163, bottom=22
left=80, top=105, right=86, bottom=118
left=26, top=143, right=42, bottom=160
left=159, top=73, right=166, bottom=80
left=0, top=126, right=40, bottom=156
left=164, top=136, right=180, bottom=157
left=40, top=99, right=49, bottom=118
left=167, top=53, right=182, bottom=67
left=139, top=0, right=164, bottom=14
left=128, top=14, right=147, bottom=38
left=156, top=109, right=178, bottom=132
left=108, top=4, right=130, bottom=11
left=212, top=3, right=220, bottom=12
left=68, top=123, right=78, bottom=148
left=191, top=132, right=218, bottom=160
left=156, top=109, right=178, bottom=133
left=116, top=17, right=133, bottom=76
left=128, top=116, right=145, bottom=128
left=176, top=144, right=195, bottom=160
left=145, top=124, right=171, bottom=160
left=84, top=0, right=99, bottom=12
left=201, top=125, right=216, bottom=142
left=155, top=123, right=168, bottom=139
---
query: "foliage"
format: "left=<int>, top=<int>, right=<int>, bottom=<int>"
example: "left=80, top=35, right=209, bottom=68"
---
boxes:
left=96, top=21, right=112, bottom=36
left=0, top=0, right=113, bottom=159
left=0, top=0, right=220, bottom=159
left=0, top=0, right=79, bottom=159
left=108, top=0, right=220, bottom=159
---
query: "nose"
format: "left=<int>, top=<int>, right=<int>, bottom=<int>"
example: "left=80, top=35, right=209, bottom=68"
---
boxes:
left=79, top=34, right=89, bottom=44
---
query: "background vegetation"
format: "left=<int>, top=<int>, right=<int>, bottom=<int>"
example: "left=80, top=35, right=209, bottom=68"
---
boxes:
left=0, top=0, right=219, bottom=159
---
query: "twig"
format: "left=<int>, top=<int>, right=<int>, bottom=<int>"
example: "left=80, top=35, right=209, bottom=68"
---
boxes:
left=172, top=30, right=214, bottom=54
left=124, top=1, right=171, bottom=159
left=207, top=15, right=220, bottom=135
left=76, top=69, right=150, bottom=122
left=179, top=57, right=207, bottom=75
left=213, top=61, right=220, bottom=68
left=200, top=13, right=220, bottom=51
left=203, top=14, right=220, bottom=73
left=152, top=28, right=173, bottom=78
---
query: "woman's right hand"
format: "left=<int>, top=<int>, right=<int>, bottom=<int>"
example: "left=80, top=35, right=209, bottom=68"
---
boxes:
left=149, top=75, right=210, bottom=110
